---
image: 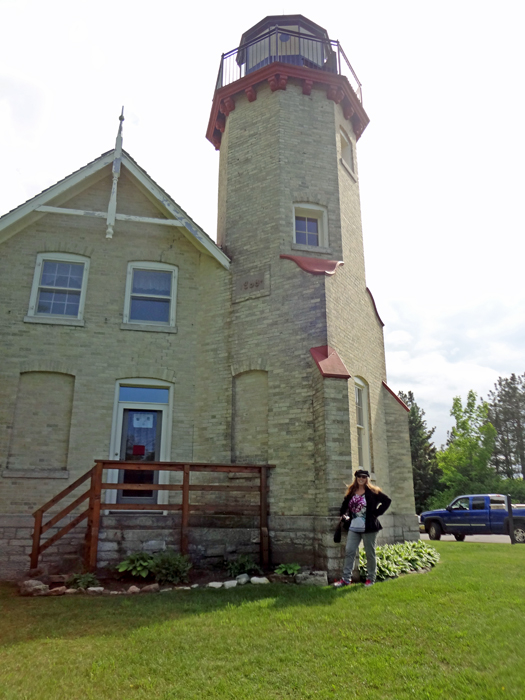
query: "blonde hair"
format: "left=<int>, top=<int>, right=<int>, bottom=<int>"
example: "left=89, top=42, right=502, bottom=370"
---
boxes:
left=344, top=474, right=380, bottom=498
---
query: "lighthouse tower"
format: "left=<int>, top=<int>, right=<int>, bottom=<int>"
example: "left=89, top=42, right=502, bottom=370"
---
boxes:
left=207, top=15, right=418, bottom=571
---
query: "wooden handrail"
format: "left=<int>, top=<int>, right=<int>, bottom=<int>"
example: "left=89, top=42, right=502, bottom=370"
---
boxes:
left=33, top=467, right=94, bottom=516
left=31, top=460, right=274, bottom=572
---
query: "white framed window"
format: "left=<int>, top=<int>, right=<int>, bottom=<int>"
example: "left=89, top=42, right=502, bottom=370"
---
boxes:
left=340, top=129, right=356, bottom=179
left=292, top=203, right=328, bottom=249
left=25, top=253, right=90, bottom=326
left=122, top=262, right=178, bottom=329
left=355, top=378, right=371, bottom=472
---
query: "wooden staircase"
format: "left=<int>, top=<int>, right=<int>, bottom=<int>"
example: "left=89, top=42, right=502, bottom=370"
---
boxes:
left=31, top=461, right=274, bottom=571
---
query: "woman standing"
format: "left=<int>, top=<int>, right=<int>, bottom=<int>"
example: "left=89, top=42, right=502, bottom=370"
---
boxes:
left=333, top=469, right=391, bottom=587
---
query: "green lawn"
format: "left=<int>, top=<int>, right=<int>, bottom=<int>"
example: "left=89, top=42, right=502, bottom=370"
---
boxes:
left=1, top=542, right=524, bottom=700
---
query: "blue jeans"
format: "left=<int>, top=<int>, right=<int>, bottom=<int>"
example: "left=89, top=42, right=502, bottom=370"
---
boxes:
left=342, top=530, right=378, bottom=583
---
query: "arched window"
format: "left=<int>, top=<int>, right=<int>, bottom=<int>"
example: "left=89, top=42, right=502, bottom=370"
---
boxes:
left=355, top=378, right=371, bottom=472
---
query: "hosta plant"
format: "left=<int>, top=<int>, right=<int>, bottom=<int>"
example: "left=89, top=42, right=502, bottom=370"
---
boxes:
left=117, top=552, right=155, bottom=578
left=359, top=540, right=440, bottom=582
left=66, top=572, right=100, bottom=589
left=274, top=562, right=301, bottom=576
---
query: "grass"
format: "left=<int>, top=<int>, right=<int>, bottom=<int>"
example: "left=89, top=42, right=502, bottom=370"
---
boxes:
left=0, top=542, right=524, bottom=700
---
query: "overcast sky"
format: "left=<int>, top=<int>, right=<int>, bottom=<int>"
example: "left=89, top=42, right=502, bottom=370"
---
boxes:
left=1, top=0, right=524, bottom=447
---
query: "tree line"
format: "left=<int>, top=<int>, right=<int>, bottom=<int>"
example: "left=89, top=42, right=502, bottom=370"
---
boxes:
left=399, top=372, right=525, bottom=513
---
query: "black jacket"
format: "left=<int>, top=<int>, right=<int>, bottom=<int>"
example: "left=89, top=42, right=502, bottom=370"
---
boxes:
left=339, top=486, right=392, bottom=533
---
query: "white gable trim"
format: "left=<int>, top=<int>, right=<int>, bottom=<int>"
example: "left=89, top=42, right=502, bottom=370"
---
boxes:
left=0, top=150, right=230, bottom=270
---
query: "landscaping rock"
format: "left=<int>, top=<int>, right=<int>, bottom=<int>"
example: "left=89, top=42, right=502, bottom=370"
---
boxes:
left=250, top=576, right=270, bottom=585
left=236, top=574, right=250, bottom=585
left=65, top=588, right=79, bottom=595
left=268, top=574, right=294, bottom=584
left=110, top=591, right=119, bottom=595
left=191, top=584, right=199, bottom=589
left=86, top=587, right=105, bottom=595
left=140, top=583, right=160, bottom=593
left=48, top=586, right=67, bottom=596
left=160, top=587, right=173, bottom=593
left=295, top=571, right=328, bottom=586
left=128, top=585, right=140, bottom=594
left=208, top=581, right=223, bottom=589
left=224, top=580, right=237, bottom=589
left=19, top=580, right=49, bottom=596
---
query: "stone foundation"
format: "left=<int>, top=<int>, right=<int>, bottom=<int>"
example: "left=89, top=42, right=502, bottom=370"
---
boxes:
left=0, top=511, right=420, bottom=581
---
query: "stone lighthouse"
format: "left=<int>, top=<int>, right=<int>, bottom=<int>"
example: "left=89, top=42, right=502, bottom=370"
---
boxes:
left=207, top=15, right=419, bottom=571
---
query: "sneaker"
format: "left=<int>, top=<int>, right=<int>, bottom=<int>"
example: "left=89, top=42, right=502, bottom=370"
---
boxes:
left=364, top=579, right=375, bottom=587
left=333, top=578, right=351, bottom=588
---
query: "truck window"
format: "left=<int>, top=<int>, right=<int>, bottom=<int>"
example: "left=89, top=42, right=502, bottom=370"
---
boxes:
left=451, top=497, right=469, bottom=510
left=471, top=497, right=486, bottom=510
left=490, top=497, right=506, bottom=510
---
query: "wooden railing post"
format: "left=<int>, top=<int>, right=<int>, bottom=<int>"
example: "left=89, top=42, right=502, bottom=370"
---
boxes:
left=87, top=461, right=103, bottom=571
left=181, top=464, right=190, bottom=555
left=30, top=510, right=43, bottom=570
left=260, top=466, right=269, bottom=568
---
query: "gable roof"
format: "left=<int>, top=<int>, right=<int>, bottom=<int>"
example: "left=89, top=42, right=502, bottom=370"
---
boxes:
left=0, top=149, right=230, bottom=270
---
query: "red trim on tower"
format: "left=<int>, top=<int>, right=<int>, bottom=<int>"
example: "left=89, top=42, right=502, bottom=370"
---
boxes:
left=207, top=62, right=369, bottom=150
left=382, top=381, right=409, bottom=412
left=280, top=254, right=344, bottom=276
left=245, top=86, right=257, bottom=102
left=366, top=287, right=385, bottom=327
left=310, top=346, right=351, bottom=379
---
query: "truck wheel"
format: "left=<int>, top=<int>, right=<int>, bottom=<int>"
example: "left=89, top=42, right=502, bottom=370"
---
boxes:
left=514, top=524, right=525, bottom=543
left=454, top=534, right=465, bottom=542
left=428, top=522, right=441, bottom=540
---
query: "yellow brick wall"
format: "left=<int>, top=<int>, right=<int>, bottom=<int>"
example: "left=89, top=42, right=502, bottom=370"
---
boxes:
left=0, top=171, right=231, bottom=519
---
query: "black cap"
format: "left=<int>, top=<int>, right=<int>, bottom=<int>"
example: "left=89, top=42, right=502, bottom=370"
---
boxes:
left=354, top=470, right=370, bottom=478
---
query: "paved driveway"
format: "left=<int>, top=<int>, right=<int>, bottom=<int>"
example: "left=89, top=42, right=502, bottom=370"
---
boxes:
left=420, top=533, right=512, bottom=544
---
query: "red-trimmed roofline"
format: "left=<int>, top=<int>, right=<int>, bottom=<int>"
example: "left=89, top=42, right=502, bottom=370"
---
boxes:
left=382, top=381, right=409, bottom=412
left=310, top=345, right=351, bottom=379
left=366, top=287, right=384, bottom=327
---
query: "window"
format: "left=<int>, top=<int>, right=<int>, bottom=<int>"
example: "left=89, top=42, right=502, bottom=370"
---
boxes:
left=26, top=253, right=90, bottom=324
left=471, top=497, right=486, bottom=510
left=355, top=378, right=371, bottom=471
left=451, top=497, right=469, bottom=511
left=490, top=497, right=506, bottom=510
left=293, top=204, right=328, bottom=249
left=123, top=262, right=178, bottom=329
left=340, top=129, right=355, bottom=175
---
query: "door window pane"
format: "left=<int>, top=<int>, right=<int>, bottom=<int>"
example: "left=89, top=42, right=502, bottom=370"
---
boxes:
left=119, top=386, right=169, bottom=403
left=120, top=409, right=160, bottom=500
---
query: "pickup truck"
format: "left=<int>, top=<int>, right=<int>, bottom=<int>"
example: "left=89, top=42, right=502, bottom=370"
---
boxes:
left=420, top=494, right=525, bottom=542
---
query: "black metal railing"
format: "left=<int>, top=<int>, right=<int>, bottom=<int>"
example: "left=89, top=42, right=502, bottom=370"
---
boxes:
left=216, top=27, right=362, bottom=103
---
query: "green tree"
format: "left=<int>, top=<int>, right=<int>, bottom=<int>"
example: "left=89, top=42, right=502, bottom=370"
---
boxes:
left=398, top=390, right=442, bottom=513
left=487, top=373, right=525, bottom=479
left=428, top=391, right=498, bottom=508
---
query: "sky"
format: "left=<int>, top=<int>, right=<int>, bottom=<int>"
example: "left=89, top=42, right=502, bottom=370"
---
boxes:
left=1, top=0, right=524, bottom=447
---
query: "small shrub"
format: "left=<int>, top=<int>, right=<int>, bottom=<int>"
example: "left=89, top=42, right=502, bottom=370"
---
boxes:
left=274, top=562, right=301, bottom=576
left=66, top=572, right=100, bottom=589
left=225, top=554, right=262, bottom=578
left=358, top=540, right=440, bottom=581
left=151, top=551, right=192, bottom=585
left=117, top=552, right=155, bottom=578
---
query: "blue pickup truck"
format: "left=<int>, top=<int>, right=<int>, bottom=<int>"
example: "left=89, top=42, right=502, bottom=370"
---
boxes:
left=420, top=494, right=525, bottom=542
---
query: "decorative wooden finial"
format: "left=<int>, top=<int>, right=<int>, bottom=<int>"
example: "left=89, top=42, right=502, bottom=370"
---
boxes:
left=106, top=107, right=125, bottom=239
